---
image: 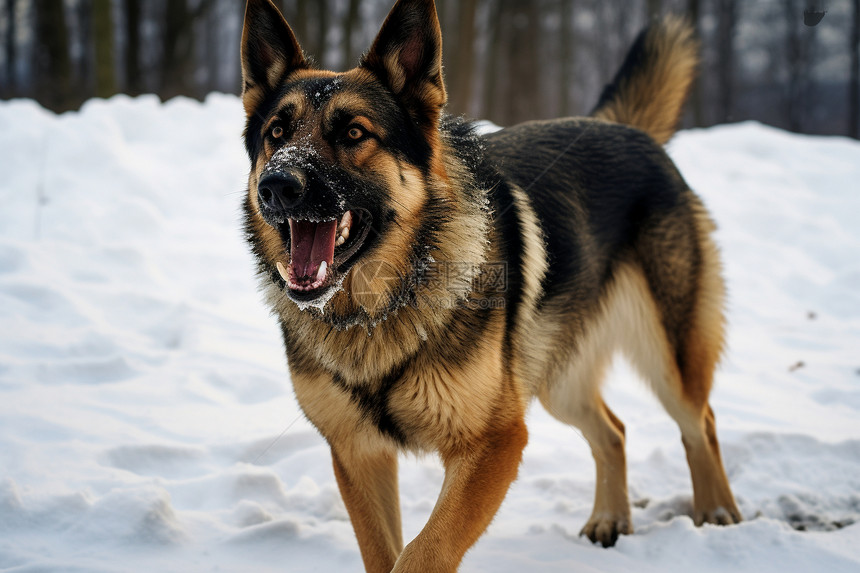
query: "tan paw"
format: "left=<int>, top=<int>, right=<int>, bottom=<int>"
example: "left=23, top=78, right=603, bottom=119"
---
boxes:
left=694, top=505, right=742, bottom=526
left=579, top=512, right=633, bottom=548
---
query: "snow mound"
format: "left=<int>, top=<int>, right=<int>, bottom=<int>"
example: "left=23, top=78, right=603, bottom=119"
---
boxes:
left=0, top=96, right=858, bottom=572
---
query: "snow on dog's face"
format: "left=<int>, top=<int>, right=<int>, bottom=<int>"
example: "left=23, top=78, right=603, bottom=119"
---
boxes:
left=240, top=0, right=447, bottom=324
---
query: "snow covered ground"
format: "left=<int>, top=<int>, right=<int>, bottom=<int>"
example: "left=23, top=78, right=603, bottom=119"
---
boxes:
left=0, top=94, right=858, bottom=572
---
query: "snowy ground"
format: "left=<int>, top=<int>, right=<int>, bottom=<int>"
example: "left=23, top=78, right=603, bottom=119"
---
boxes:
left=0, top=94, right=858, bottom=572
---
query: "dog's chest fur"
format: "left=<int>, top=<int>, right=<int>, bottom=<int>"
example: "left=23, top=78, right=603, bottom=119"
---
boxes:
left=288, top=308, right=513, bottom=452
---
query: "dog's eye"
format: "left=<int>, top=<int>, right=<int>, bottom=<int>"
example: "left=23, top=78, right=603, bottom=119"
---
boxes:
left=271, top=125, right=284, bottom=139
left=346, top=126, right=364, bottom=141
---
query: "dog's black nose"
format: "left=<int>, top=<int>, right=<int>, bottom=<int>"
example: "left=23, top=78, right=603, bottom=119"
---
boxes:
left=258, top=171, right=305, bottom=214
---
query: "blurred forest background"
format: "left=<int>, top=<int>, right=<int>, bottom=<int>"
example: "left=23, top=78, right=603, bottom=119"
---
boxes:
left=1, top=0, right=858, bottom=137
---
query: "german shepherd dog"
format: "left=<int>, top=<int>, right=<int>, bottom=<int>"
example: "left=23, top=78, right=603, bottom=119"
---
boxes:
left=240, top=0, right=742, bottom=570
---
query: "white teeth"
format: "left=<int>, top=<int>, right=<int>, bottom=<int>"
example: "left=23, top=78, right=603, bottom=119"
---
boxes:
left=316, top=260, right=327, bottom=282
left=276, top=261, right=290, bottom=282
left=339, top=211, right=352, bottom=231
left=335, top=211, right=351, bottom=249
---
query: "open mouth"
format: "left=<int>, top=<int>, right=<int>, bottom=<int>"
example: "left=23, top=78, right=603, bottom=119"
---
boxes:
left=275, top=208, right=373, bottom=299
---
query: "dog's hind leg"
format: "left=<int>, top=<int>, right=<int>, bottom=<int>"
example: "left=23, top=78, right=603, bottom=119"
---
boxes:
left=632, top=342, right=742, bottom=526
left=668, top=402, right=741, bottom=526
left=537, top=322, right=632, bottom=548
left=541, top=389, right=632, bottom=547
left=629, top=213, right=742, bottom=526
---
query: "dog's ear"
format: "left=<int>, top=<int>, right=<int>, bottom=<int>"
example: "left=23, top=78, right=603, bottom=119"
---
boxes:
left=241, top=0, right=307, bottom=116
left=360, top=0, right=446, bottom=127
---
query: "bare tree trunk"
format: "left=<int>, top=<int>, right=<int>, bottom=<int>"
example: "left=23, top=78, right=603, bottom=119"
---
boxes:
left=481, top=0, right=502, bottom=123
left=784, top=0, right=808, bottom=132
left=436, top=0, right=449, bottom=52
left=204, top=1, right=220, bottom=92
left=162, top=0, right=192, bottom=99
left=125, top=0, right=142, bottom=95
left=500, top=1, right=518, bottom=124
left=851, top=0, right=860, bottom=139
left=160, top=0, right=215, bottom=100
left=278, top=0, right=293, bottom=22
left=2, top=0, right=14, bottom=97
left=715, top=0, right=736, bottom=124
left=294, top=0, right=309, bottom=49
left=647, top=0, right=662, bottom=21
left=448, top=0, right=477, bottom=116
left=343, top=0, right=360, bottom=70
left=75, top=0, right=94, bottom=103
left=0, top=0, right=13, bottom=98
left=34, top=0, right=73, bottom=111
left=504, top=1, right=541, bottom=124
left=596, top=1, right=623, bottom=79
left=559, top=0, right=575, bottom=116
left=687, top=0, right=704, bottom=126
left=437, top=0, right=458, bottom=110
left=315, top=0, right=329, bottom=68
left=233, top=0, right=246, bottom=93
left=436, top=0, right=447, bottom=27
left=93, top=0, right=116, bottom=98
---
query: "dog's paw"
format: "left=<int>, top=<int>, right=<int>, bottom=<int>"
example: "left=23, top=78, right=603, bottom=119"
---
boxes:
left=579, top=513, right=633, bottom=548
left=694, top=505, right=742, bottom=526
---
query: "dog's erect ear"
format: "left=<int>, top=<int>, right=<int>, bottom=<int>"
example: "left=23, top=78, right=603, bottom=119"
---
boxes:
left=360, top=0, right=446, bottom=127
left=241, top=0, right=307, bottom=116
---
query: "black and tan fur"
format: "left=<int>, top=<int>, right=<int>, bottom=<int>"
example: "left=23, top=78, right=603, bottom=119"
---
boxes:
left=239, top=1, right=741, bottom=570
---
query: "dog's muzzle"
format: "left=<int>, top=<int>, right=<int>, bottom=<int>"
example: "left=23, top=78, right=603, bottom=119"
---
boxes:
left=254, top=162, right=374, bottom=300
left=258, top=170, right=305, bottom=222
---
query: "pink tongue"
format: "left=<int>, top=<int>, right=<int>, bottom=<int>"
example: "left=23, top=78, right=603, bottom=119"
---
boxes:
left=289, top=219, right=337, bottom=279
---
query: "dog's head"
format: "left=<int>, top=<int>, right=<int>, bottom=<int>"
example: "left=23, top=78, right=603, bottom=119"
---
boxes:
left=241, top=0, right=458, bottom=324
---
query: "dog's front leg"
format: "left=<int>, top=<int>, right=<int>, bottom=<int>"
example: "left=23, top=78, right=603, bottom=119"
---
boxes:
left=392, top=418, right=529, bottom=573
left=331, top=441, right=403, bottom=573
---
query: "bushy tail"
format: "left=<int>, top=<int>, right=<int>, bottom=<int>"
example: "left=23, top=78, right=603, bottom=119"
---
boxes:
left=591, top=16, right=698, bottom=145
